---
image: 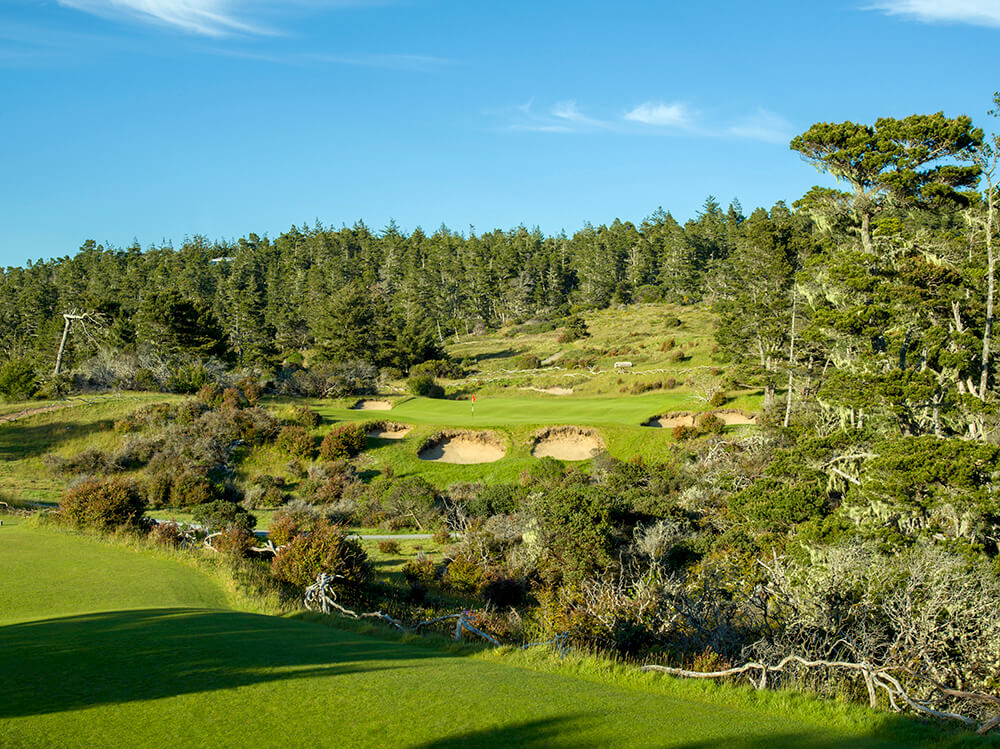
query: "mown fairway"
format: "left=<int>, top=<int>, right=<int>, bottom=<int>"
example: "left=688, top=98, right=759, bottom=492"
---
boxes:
left=0, top=518, right=963, bottom=748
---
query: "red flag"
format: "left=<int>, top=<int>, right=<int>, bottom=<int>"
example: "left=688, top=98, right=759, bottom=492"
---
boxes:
left=472, top=395, right=476, bottom=402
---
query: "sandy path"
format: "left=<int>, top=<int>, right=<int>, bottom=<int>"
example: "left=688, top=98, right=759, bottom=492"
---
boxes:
left=0, top=403, right=72, bottom=424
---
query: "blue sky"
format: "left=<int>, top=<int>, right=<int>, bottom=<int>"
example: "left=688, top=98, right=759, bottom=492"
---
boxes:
left=2, top=0, right=999, bottom=265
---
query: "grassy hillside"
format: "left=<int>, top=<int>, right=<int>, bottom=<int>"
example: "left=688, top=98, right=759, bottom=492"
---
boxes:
left=0, top=517, right=980, bottom=748
left=0, top=394, right=179, bottom=505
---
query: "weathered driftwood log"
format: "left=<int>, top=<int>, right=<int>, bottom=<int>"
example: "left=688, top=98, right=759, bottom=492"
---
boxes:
left=641, top=657, right=999, bottom=734
left=303, top=573, right=500, bottom=645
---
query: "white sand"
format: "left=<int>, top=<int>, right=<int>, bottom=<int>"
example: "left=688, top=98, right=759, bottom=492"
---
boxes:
left=520, top=386, right=574, bottom=396
left=644, top=413, right=695, bottom=428
left=367, top=426, right=412, bottom=439
left=531, top=427, right=604, bottom=461
left=352, top=400, right=392, bottom=411
left=644, top=410, right=757, bottom=428
left=419, top=433, right=506, bottom=464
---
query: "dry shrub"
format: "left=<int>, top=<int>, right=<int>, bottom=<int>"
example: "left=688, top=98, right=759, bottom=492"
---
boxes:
left=270, top=518, right=370, bottom=587
left=432, top=527, right=451, bottom=545
left=149, top=521, right=184, bottom=548
left=243, top=485, right=287, bottom=510
left=707, top=391, right=727, bottom=408
left=276, top=425, right=316, bottom=458
left=196, top=383, right=223, bottom=406
left=60, top=477, right=146, bottom=531
left=402, top=555, right=437, bottom=584
left=292, top=405, right=322, bottom=428
left=698, top=413, right=726, bottom=434
left=220, top=387, right=247, bottom=412
left=443, top=553, right=485, bottom=594
left=318, top=424, right=366, bottom=460
left=377, top=540, right=401, bottom=555
left=212, top=525, right=257, bottom=557
left=44, top=448, right=111, bottom=476
left=672, top=424, right=699, bottom=441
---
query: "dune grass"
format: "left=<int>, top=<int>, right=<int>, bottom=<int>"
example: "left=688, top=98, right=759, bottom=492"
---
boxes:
left=1, top=518, right=987, bottom=749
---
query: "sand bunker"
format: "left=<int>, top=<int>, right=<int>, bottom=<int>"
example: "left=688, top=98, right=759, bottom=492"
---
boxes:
left=644, top=413, right=695, bottom=429
left=418, top=431, right=507, bottom=464
left=520, top=386, right=574, bottom=396
left=713, top=410, right=758, bottom=426
left=351, top=399, right=392, bottom=411
left=643, top=410, right=757, bottom=428
left=531, top=426, right=604, bottom=461
left=366, top=421, right=412, bottom=439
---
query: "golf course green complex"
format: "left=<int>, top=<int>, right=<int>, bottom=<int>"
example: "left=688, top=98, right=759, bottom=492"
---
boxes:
left=0, top=516, right=971, bottom=748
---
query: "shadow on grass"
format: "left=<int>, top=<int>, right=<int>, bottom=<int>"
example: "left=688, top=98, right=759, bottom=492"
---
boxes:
left=0, top=607, right=442, bottom=718
left=472, top=348, right=519, bottom=363
left=417, top=721, right=968, bottom=749
left=0, top=418, right=115, bottom=461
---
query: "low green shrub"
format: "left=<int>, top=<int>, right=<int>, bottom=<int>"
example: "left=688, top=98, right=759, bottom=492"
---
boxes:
left=514, top=354, right=542, bottom=370
left=377, top=540, right=401, bottom=555
left=408, top=374, right=445, bottom=398
left=60, top=477, right=147, bottom=531
left=0, top=357, right=38, bottom=400
left=212, top=525, right=257, bottom=557
left=276, top=425, right=316, bottom=458
left=401, top=555, right=437, bottom=584
left=292, top=405, right=322, bottom=428
left=318, top=423, right=366, bottom=460
left=191, top=500, right=256, bottom=532
left=270, top=519, right=370, bottom=587
left=443, top=553, right=485, bottom=593
left=698, top=413, right=726, bottom=434
left=432, top=527, right=451, bottom=545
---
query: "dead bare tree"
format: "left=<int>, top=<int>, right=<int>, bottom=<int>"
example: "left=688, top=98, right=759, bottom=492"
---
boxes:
left=53, top=311, right=106, bottom=376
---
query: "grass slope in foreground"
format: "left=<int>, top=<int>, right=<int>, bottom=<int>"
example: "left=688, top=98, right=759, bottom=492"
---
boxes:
left=0, top=518, right=983, bottom=748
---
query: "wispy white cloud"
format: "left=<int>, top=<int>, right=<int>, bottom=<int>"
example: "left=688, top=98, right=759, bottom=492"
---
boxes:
left=505, top=100, right=613, bottom=133
left=624, top=101, right=693, bottom=128
left=727, top=108, right=793, bottom=144
left=57, top=0, right=269, bottom=36
left=502, top=98, right=792, bottom=143
left=309, top=52, right=450, bottom=70
left=56, top=0, right=383, bottom=37
left=867, top=0, right=1000, bottom=28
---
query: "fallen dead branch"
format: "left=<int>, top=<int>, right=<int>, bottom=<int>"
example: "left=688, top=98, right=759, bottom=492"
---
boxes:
left=641, top=656, right=1000, bottom=735
left=303, top=572, right=500, bottom=645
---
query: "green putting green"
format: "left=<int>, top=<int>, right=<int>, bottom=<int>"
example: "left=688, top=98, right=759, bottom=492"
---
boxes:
left=318, top=392, right=701, bottom=428
left=0, top=520, right=968, bottom=748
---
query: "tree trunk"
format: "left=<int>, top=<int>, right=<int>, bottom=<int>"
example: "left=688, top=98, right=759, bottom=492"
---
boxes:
left=860, top=209, right=873, bottom=255
left=784, top=289, right=797, bottom=428
left=981, top=172, right=996, bottom=400
left=53, top=315, right=72, bottom=376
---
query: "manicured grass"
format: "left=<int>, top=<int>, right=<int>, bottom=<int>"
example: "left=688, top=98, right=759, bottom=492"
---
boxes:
left=1, top=520, right=980, bottom=748
left=261, top=393, right=704, bottom=486
left=0, top=519, right=229, bottom=624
